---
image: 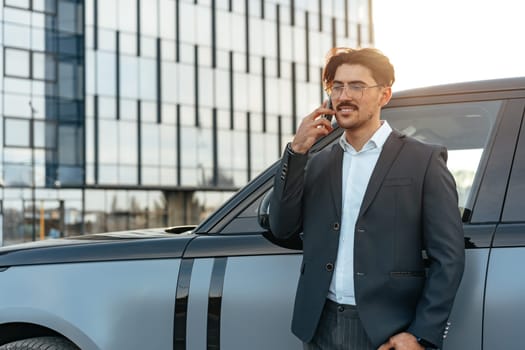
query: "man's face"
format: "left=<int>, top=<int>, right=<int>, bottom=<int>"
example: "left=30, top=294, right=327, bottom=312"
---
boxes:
left=330, top=64, right=391, bottom=132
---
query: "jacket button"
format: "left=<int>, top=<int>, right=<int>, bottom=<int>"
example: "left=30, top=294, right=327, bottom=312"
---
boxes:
left=325, top=263, right=334, bottom=271
left=356, top=227, right=365, bottom=233
left=332, top=222, right=340, bottom=231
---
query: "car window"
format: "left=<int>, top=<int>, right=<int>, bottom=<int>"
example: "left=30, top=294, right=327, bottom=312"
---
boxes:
left=502, top=113, right=525, bottom=222
left=382, top=100, right=501, bottom=211
left=220, top=100, right=502, bottom=234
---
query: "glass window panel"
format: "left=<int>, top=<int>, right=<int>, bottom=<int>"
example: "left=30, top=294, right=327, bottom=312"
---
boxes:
left=57, top=165, right=83, bottom=186
left=99, top=120, right=118, bottom=163
left=233, top=111, right=246, bottom=131
left=4, top=77, right=31, bottom=94
left=58, top=124, right=83, bottom=166
left=98, top=96, right=116, bottom=119
left=180, top=126, right=197, bottom=167
left=85, top=163, right=95, bottom=185
left=3, top=147, right=32, bottom=163
left=160, top=125, right=176, bottom=167
left=4, top=118, right=30, bottom=147
left=3, top=163, right=32, bottom=186
left=4, top=0, right=30, bottom=8
left=179, top=42, right=194, bottom=64
left=160, top=0, right=175, bottom=39
left=231, top=0, right=244, bottom=13
left=98, top=0, right=117, bottom=29
left=232, top=130, right=246, bottom=170
left=33, top=0, right=57, bottom=14
left=218, top=129, right=233, bottom=169
left=120, top=99, right=137, bottom=121
left=85, top=116, right=94, bottom=164
left=141, top=101, right=156, bottom=123
left=195, top=6, right=211, bottom=47
left=119, top=165, right=137, bottom=185
left=162, top=62, right=178, bottom=103
left=4, top=48, right=30, bottom=78
left=3, top=7, right=31, bottom=25
left=199, top=67, right=214, bottom=107
left=119, top=121, right=137, bottom=164
left=162, top=103, right=176, bottom=124
left=234, top=72, right=248, bottom=111
left=249, top=18, right=264, bottom=56
left=139, top=57, right=157, bottom=100
left=216, top=50, right=229, bottom=70
left=120, top=33, right=137, bottom=55
left=141, top=123, right=160, bottom=166
left=3, top=93, right=31, bottom=117
left=140, top=0, right=158, bottom=37
left=120, top=55, right=139, bottom=98
left=179, top=2, right=195, bottom=44
left=98, top=28, right=116, bottom=51
left=96, top=51, right=116, bottom=96
left=33, top=120, right=56, bottom=149
left=99, top=165, right=119, bottom=184
left=141, top=36, right=157, bottom=58
left=86, top=51, right=96, bottom=94
left=3, top=23, right=31, bottom=49
left=216, top=11, right=231, bottom=50
left=31, top=27, right=46, bottom=52
left=214, top=69, right=229, bottom=109
left=178, top=63, right=194, bottom=105
left=180, top=105, right=194, bottom=126
left=57, top=62, right=77, bottom=99
left=57, top=1, right=79, bottom=34
left=162, top=39, right=175, bottom=61
left=32, top=52, right=56, bottom=81
left=118, top=0, right=137, bottom=32
left=160, top=167, right=177, bottom=186
left=248, top=75, right=262, bottom=112
left=141, top=166, right=160, bottom=186
left=181, top=167, right=198, bottom=187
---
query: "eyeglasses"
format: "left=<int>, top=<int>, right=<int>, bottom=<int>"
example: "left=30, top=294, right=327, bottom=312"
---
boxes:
left=330, top=83, right=384, bottom=99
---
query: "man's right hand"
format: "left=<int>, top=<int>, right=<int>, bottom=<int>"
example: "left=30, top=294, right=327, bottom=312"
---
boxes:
left=290, top=102, right=335, bottom=154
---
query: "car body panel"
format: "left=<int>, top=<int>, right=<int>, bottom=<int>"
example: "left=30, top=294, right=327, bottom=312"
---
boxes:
left=0, top=258, right=181, bottom=349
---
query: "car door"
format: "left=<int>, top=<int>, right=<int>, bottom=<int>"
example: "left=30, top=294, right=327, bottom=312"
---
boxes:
left=382, top=97, right=518, bottom=349
left=174, top=179, right=304, bottom=350
left=483, top=99, right=525, bottom=350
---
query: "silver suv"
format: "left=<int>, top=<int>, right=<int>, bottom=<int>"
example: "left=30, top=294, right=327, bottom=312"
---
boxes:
left=1, top=77, right=524, bottom=349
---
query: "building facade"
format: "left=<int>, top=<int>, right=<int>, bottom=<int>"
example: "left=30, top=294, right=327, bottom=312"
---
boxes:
left=0, top=0, right=373, bottom=246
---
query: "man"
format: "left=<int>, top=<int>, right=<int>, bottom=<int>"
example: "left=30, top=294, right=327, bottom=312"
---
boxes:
left=268, top=47, right=465, bottom=349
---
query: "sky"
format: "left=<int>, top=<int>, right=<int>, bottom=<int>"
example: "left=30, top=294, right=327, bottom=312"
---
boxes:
left=372, top=0, right=525, bottom=91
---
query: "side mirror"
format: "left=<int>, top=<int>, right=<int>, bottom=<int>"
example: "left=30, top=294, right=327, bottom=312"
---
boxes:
left=257, top=188, right=273, bottom=230
left=258, top=188, right=303, bottom=251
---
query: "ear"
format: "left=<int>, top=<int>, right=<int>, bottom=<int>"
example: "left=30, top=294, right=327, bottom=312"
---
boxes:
left=379, top=86, right=393, bottom=107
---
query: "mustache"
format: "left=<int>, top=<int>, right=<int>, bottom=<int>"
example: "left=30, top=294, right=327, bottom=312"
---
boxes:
left=336, top=101, right=359, bottom=111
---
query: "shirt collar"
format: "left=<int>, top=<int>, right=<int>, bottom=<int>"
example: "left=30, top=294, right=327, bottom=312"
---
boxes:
left=339, top=120, right=392, bottom=154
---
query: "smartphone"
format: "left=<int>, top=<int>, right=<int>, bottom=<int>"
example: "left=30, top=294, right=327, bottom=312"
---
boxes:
left=322, top=98, right=333, bottom=122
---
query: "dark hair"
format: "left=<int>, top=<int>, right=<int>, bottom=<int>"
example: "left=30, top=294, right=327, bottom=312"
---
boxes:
left=322, top=47, right=395, bottom=92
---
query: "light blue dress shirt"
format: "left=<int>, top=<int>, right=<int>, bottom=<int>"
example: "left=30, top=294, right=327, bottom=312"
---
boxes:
left=327, top=120, right=392, bottom=305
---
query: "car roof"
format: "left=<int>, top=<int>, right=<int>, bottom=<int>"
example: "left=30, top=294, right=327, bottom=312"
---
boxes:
left=391, top=76, right=525, bottom=100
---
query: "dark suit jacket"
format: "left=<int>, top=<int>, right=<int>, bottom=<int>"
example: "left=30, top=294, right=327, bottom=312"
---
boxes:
left=269, top=130, right=465, bottom=348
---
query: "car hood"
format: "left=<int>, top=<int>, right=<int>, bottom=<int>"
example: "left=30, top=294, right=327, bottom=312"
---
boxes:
left=0, top=227, right=196, bottom=268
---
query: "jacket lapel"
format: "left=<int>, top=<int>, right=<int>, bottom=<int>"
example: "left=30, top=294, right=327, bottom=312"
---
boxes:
left=358, top=130, right=405, bottom=217
left=329, top=143, right=344, bottom=219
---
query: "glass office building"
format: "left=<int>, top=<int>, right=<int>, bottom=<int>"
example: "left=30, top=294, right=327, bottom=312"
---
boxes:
left=0, top=0, right=373, bottom=246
